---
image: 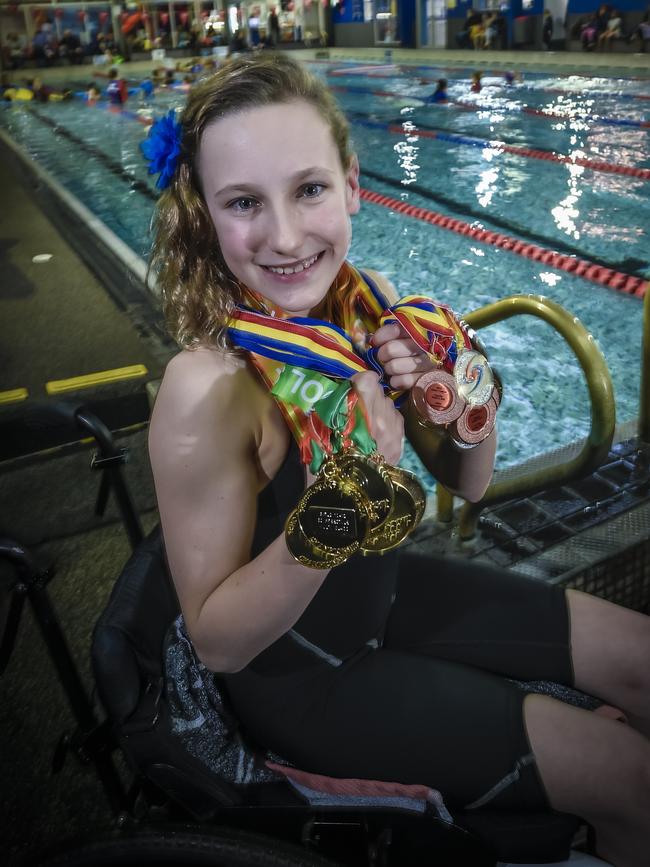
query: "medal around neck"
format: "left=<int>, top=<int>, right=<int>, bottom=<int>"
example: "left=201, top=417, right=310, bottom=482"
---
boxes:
left=296, top=457, right=371, bottom=551
left=285, top=509, right=358, bottom=569
left=411, top=350, right=499, bottom=448
left=360, top=464, right=426, bottom=555
left=336, top=450, right=394, bottom=530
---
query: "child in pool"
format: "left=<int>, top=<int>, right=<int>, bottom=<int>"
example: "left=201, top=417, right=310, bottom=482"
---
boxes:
left=145, top=53, right=650, bottom=867
left=470, top=70, right=482, bottom=93
left=429, top=78, right=448, bottom=103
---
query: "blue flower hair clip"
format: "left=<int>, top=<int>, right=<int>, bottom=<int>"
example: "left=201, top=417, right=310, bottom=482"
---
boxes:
left=141, top=109, right=183, bottom=190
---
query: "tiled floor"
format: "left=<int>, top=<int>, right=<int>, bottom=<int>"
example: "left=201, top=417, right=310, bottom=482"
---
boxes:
left=410, top=436, right=650, bottom=612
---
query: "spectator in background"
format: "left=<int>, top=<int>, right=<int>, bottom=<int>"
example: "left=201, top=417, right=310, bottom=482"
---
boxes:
left=456, top=9, right=482, bottom=49
left=598, top=8, right=622, bottom=49
left=581, top=4, right=610, bottom=50
left=484, top=12, right=499, bottom=48
left=60, top=30, right=84, bottom=65
left=31, top=25, right=57, bottom=67
left=267, top=7, right=280, bottom=46
left=470, top=13, right=486, bottom=49
left=294, top=4, right=304, bottom=42
left=542, top=10, right=554, bottom=50
left=228, top=28, right=249, bottom=56
left=3, top=32, right=26, bottom=69
left=628, top=8, right=650, bottom=51
left=248, top=10, right=261, bottom=48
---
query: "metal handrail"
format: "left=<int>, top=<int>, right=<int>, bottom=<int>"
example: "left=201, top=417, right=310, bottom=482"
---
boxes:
left=435, top=294, right=616, bottom=540
left=640, top=286, right=650, bottom=445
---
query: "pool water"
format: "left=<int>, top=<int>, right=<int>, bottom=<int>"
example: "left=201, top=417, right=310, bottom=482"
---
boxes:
left=1, top=61, right=648, bottom=478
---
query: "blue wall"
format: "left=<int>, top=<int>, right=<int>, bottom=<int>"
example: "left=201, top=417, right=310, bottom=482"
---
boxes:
left=567, top=0, right=646, bottom=11
left=399, top=0, right=416, bottom=45
left=447, top=0, right=645, bottom=18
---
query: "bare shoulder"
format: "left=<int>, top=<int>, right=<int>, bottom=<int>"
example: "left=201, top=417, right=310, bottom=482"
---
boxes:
left=363, top=268, right=400, bottom=306
left=148, top=346, right=263, bottom=609
left=149, top=346, right=259, bottom=471
left=158, top=345, right=246, bottom=402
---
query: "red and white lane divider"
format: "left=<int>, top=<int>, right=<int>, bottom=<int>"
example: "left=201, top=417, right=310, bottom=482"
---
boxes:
left=359, top=187, right=647, bottom=299
left=381, top=123, right=650, bottom=181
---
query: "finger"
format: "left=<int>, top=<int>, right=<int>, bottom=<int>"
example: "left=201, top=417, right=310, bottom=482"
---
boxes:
left=370, top=322, right=402, bottom=347
left=350, top=370, right=383, bottom=411
left=376, top=338, right=424, bottom=365
left=351, top=369, right=382, bottom=391
left=382, top=353, right=431, bottom=377
left=387, top=372, right=425, bottom=391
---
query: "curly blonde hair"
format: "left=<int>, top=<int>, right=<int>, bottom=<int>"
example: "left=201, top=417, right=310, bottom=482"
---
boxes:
left=148, top=53, right=353, bottom=349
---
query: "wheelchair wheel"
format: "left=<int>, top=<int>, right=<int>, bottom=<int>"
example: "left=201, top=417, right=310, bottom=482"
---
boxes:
left=28, top=826, right=343, bottom=867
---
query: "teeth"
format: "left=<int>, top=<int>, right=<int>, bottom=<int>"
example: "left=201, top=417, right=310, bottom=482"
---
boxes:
left=267, top=254, right=318, bottom=275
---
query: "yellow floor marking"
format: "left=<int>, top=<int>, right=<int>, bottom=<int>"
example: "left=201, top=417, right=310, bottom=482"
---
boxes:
left=46, top=364, right=148, bottom=395
left=0, top=387, right=29, bottom=405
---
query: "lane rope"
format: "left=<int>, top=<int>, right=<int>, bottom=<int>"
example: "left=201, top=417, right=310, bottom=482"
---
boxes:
left=358, top=187, right=647, bottom=299
left=330, top=82, right=650, bottom=130
left=29, top=105, right=646, bottom=299
left=329, top=65, right=650, bottom=103
left=351, top=116, right=650, bottom=180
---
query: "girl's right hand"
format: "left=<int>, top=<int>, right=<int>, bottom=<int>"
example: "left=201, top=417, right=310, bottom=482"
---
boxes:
left=351, top=370, right=404, bottom=465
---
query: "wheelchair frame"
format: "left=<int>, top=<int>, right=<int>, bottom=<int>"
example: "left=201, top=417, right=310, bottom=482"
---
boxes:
left=0, top=401, right=593, bottom=867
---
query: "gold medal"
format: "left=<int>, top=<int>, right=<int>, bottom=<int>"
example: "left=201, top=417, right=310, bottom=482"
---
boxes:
left=360, top=464, right=424, bottom=555
left=296, top=458, right=370, bottom=550
left=285, top=510, right=356, bottom=569
left=388, top=464, right=426, bottom=526
left=336, top=450, right=395, bottom=530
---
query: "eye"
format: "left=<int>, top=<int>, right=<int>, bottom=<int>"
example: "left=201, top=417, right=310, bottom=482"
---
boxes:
left=300, top=183, right=325, bottom=199
left=228, top=196, right=259, bottom=213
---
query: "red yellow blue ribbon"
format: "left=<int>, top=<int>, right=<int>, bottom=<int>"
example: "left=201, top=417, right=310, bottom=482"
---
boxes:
left=227, top=264, right=472, bottom=470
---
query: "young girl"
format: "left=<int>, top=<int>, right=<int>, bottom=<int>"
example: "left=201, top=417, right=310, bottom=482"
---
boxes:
left=145, top=54, right=650, bottom=866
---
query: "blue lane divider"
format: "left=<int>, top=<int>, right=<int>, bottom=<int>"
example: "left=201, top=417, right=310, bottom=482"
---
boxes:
left=331, top=82, right=650, bottom=130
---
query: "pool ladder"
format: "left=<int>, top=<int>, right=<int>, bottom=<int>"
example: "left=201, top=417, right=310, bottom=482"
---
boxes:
left=435, top=293, right=623, bottom=539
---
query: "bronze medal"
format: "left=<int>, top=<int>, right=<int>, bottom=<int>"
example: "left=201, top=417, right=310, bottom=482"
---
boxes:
left=453, top=397, right=497, bottom=446
left=336, top=450, right=395, bottom=530
left=411, top=369, right=465, bottom=428
left=296, top=458, right=370, bottom=550
left=285, top=510, right=356, bottom=569
left=360, top=465, right=423, bottom=555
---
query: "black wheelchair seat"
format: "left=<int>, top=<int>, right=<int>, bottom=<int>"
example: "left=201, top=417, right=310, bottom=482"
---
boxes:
left=92, top=528, right=581, bottom=866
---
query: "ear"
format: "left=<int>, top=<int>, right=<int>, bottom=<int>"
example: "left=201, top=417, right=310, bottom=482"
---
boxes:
left=345, top=153, right=361, bottom=216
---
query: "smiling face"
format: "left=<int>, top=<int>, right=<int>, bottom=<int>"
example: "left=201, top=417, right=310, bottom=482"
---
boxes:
left=198, top=100, right=360, bottom=316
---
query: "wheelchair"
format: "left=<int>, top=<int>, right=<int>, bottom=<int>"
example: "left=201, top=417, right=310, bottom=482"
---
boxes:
left=1, top=401, right=604, bottom=867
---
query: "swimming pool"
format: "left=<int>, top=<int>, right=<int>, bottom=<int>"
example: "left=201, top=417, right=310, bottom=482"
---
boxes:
left=1, top=60, right=648, bottom=477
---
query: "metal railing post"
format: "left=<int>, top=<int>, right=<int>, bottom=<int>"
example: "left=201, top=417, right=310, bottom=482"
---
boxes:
left=640, top=287, right=650, bottom=445
left=454, top=294, right=616, bottom=539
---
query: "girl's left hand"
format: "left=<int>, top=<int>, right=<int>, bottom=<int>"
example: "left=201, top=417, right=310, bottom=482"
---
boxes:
left=371, top=322, right=436, bottom=391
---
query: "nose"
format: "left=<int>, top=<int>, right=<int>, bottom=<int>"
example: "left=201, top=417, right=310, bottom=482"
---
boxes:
left=264, top=202, right=304, bottom=257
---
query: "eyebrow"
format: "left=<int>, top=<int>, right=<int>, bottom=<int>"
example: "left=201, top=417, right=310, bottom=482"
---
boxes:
left=213, top=166, right=336, bottom=199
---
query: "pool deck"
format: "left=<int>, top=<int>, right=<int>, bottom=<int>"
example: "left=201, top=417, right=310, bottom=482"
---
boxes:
left=21, top=45, right=650, bottom=88
left=1, top=45, right=649, bottom=865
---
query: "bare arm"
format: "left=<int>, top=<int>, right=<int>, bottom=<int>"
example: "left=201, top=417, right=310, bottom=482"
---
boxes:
left=403, top=401, right=496, bottom=502
left=149, top=348, right=329, bottom=674
left=366, top=269, right=496, bottom=502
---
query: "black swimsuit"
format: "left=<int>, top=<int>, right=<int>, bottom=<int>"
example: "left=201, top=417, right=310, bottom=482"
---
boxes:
left=224, top=441, right=573, bottom=811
